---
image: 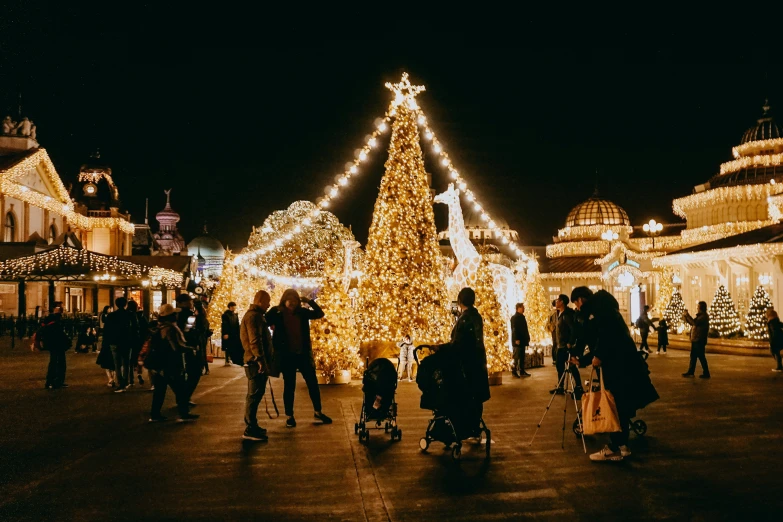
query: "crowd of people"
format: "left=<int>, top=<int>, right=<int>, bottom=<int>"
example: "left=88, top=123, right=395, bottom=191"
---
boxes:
left=33, top=278, right=783, bottom=463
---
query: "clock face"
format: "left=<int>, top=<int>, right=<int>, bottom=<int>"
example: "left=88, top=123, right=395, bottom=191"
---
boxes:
left=84, top=183, right=97, bottom=196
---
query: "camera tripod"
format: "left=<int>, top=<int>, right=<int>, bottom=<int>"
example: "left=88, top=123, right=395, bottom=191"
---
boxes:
left=529, top=360, right=587, bottom=453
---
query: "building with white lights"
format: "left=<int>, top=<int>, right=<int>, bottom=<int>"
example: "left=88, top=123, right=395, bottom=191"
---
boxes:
left=187, top=225, right=225, bottom=280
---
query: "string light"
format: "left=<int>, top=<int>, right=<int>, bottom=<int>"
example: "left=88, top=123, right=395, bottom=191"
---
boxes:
left=679, top=220, right=774, bottom=246
left=546, top=241, right=611, bottom=258
left=720, top=152, right=783, bottom=175
left=673, top=183, right=783, bottom=219
left=557, top=224, right=632, bottom=241
left=732, top=137, right=783, bottom=159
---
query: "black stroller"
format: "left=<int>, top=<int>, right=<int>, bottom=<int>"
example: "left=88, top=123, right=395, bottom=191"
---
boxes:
left=355, top=357, right=400, bottom=443
left=414, top=346, right=491, bottom=461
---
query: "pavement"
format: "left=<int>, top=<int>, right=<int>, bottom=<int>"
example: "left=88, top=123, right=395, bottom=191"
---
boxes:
left=0, top=340, right=782, bottom=521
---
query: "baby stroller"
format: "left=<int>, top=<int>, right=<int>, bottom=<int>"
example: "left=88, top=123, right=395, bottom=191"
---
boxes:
left=414, top=345, right=491, bottom=461
left=355, top=357, right=400, bottom=443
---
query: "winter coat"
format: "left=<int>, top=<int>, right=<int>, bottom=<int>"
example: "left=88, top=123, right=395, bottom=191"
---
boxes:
left=265, top=300, right=324, bottom=358
left=584, top=291, right=659, bottom=418
left=241, top=304, right=275, bottom=375
left=41, top=314, right=71, bottom=352
left=103, top=308, right=134, bottom=348
left=437, top=306, right=490, bottom=404
left=768, top=317, right=783, bottom=354
left=656, top=321, right=669, bottom=346
left=685, top=311, right=709, bottom=343
left=510, top=312, right=530, bottom=348
left=555, top=307, right=576, bottom=349
left=635, top=311, right=654, bottom=335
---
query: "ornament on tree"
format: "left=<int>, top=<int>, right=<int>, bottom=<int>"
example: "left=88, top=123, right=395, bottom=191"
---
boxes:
left=358, top=74, right=451, bottom=344
left=744, top=285, right=773, bottom=340
left=709, top=284, right=742, bottom=337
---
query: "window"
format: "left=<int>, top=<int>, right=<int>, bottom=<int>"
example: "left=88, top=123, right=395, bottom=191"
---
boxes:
left=3, top=212, right=15, bottom=242
left=48, top=223, right=57, bottom=244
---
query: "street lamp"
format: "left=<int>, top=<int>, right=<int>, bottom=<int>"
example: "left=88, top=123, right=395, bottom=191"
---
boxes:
left=643, top=219, right=663, bottom=249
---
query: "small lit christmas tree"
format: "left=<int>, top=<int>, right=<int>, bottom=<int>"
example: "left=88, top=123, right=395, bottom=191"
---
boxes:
left=663, top=288, right=686, bottom=332
left=709, top=284, right=742, bottom=337
left=523, top=262, right=552, bottom=346
left=744, top=285, right=773, bottom=340
left=475, top=261, right=511, bottom=373
left=653, top=267, right=675, bottom=318
left=310, top=254, right=362, bottom=379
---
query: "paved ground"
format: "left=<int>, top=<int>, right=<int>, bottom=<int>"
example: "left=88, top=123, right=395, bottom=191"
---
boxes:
left=0, top=340, right=781, bottom=522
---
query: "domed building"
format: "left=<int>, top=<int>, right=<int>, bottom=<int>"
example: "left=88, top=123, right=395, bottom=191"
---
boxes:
left=541, top=191, right=683, bottom=323
left=187, top=225, right=225, bottom=280
left=152, top=189, right=187, bottom=256
left=656, top=101, right=783, bottom=321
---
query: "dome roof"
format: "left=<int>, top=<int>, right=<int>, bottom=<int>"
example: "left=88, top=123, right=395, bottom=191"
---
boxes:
left=156, top=190, right=180, bottom=226
left=187, top=234, right=225, bottom=259
left=565, top=195, right=630, bottom=228
left=741, top=101, right=782, bottom=144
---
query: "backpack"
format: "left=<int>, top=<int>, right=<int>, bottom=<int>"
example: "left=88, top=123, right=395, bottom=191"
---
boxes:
left=141, top=331, right=165, bottom=371
left=31, top=328, right=46, bottom=351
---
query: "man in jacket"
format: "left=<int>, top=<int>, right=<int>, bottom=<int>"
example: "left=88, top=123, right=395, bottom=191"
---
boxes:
left=266, top=289, right=331, bottom=428
left=240, top=290, right=274, bottom=441
left=635, top=305, right=654, bottom=356
left=43, top=303, right=71, bottom=389
left=766, top=308, right=783, bottom=372
left=104, top=297, right=134, bottom=393
left=510, top=303, right=531, bottom=378
left=552, top=294, right=582, bottom=395
left=176, top=293, right=202, bottom=403
left=683, top=301, right=710, bottom=378
left=222, top=302, right=242, bottom=367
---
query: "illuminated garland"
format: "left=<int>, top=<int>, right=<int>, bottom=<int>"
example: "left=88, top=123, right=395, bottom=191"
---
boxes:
left=546, top=240, right=610, bottom=258
left=679, top=220, right=774, bottom=246
left=720, top=152, right=783, bottom=175
left=556, top=224, right=632, bottom=242
left=654, top=242, right=783, bottom=266
left=627, top=235, right=683, bottom=252
left=593, top=242, right=665, bottom=265
left=1, top=149, right=134, bottom=234
left=603, top=264, right=651, bottom=282
left=0, top=245, right=183, bottom=287
left=767, top=193, right=783, bottom=222
left=539, top=272, right=601, bottom=280
left=732, top=138, right=783, bottom=159
left=673, top=184, right=783, bottom=218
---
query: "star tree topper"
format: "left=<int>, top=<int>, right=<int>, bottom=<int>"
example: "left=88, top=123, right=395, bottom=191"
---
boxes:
left=385, top=72, right=425, bottom=110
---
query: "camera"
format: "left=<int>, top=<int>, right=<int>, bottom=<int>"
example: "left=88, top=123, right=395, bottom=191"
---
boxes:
left=450, top=301, right=459, bottom=317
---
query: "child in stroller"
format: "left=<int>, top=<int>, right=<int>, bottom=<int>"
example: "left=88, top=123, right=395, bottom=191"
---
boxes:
left=415, top=345, right=491, bottom=461
left=355, top=357, right=401, bottom=442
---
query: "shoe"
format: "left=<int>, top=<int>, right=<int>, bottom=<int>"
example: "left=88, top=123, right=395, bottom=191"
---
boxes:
left=286, top=417, right=297, bottom=428
left=618, top=445, right=632, bottom=457
left=512, top=370, right=520, bottom=378
left=656, top=351, right=661, bottom=355
left=177, top=414, right=200, bottom=423
left=550, top=387, right=565, bottom=395
left=682, top=373, right=694, bottom=377
left=45, top=384, right=53, bottom=390
left=521, top=372, right=531, bottom=377
left=699, top=374, right=711, bottom=379
left=149, top=386, right=155, bottom=391
left=106, top=382, right=114, bottom=387
left=148, top=416, right=168, bottom=423
left=114, top=388, right=126, bottom=393
left=589, top=445, right=623, bottom=462
left=314, top=412, right=332, bottom=424
left=773, top=369, right=783, bottom=373
left=407, top=378, right=413, bottom=382
left=242, top=426, right=268, bottom=441
left=188, top=401, right=197, bottom=407
left=126, top=383, right=134, bottom=388
left=223, top=362, right=231, bottom=367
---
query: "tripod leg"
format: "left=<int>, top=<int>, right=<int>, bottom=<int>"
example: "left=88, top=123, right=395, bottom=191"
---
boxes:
left=572, top=390, right=587, bottom=454
left=562, top=371, right=572, bottom=449
left=528, top=369, right=568, bottom=446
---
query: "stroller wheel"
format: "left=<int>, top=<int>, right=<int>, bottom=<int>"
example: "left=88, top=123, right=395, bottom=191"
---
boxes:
left=632, top=419, right=647, bottom=436
left=572, top=418, right=583, bottom=437
left=354, top=423, right=359, bottom=435
left=451, top=446, right=462, bottom=461
left=419, top=437, right=430, bottom=451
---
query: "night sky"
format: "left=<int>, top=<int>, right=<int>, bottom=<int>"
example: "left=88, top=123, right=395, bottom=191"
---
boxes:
left=2, top=8, right=780, bottom=252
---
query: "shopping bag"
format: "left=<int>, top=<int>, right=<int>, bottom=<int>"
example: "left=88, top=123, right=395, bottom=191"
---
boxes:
left=581, top=369, right=621, bottom=435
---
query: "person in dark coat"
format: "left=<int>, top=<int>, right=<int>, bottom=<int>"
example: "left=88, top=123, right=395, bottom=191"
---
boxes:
left=510, top=303, right=531, bottom=378
left=103, top=297, right=134, bottom=392
left=635, top=305, right=654, bottom=356
left=176, top=294, right=203, bottom=403
left=126, top=300, right=146, bottom=386
left=221, top=301, right=242, bottom=366
left=43, top=303, right=71, bottom=389
left=573, top=289, right=659, bottom=462
left=655, top=319, right=669, bottom=354
left=766, top=309, right=783, bottom=372
left=683, top=301, right=710, bottom=378
left=552, top=294, right=582, bottom=396
left=193, top=299, right=211, bottom=375
left=266, top=288, right=331, bottom=428
left=240, top=290, right=274, bottom=441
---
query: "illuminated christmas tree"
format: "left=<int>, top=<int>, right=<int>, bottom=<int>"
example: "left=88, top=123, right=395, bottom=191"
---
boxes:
left=744, top=285, right=773, bottom=340
left=523, top=261, right=552, bottom=345
left=311, top=252, right=362, bottom=379
left=653, top=267, right=675, bottom=318
left=358, top=73, right=451, bottom=344
left=709, top=285, right=741, bottom=337
left=475, top=261, right=511, bottom=373
left=663, top=288, right=686, bottom=332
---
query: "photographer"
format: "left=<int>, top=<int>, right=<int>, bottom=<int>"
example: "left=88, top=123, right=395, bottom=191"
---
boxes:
left=551, top=294, right=582, bottom=396
left=175, top=294, right=202, bottom=404
left=682, top=301, right=710, bottom=379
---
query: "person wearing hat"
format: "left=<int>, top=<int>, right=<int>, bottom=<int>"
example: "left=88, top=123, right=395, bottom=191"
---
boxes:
left=148, top=303, right=199, bottom=423
left=175, top=293, right=203, bottom=405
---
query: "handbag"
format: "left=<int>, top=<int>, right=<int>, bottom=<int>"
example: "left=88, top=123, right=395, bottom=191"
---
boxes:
left=581, top=368, right=622, bottom=435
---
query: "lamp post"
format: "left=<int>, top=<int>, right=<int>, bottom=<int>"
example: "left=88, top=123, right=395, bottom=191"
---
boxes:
left=643, top=219, right=663, bottom=249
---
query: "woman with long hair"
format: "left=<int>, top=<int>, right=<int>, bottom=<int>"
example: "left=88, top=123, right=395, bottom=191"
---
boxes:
left=265, top=289, right=331, bottom=428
